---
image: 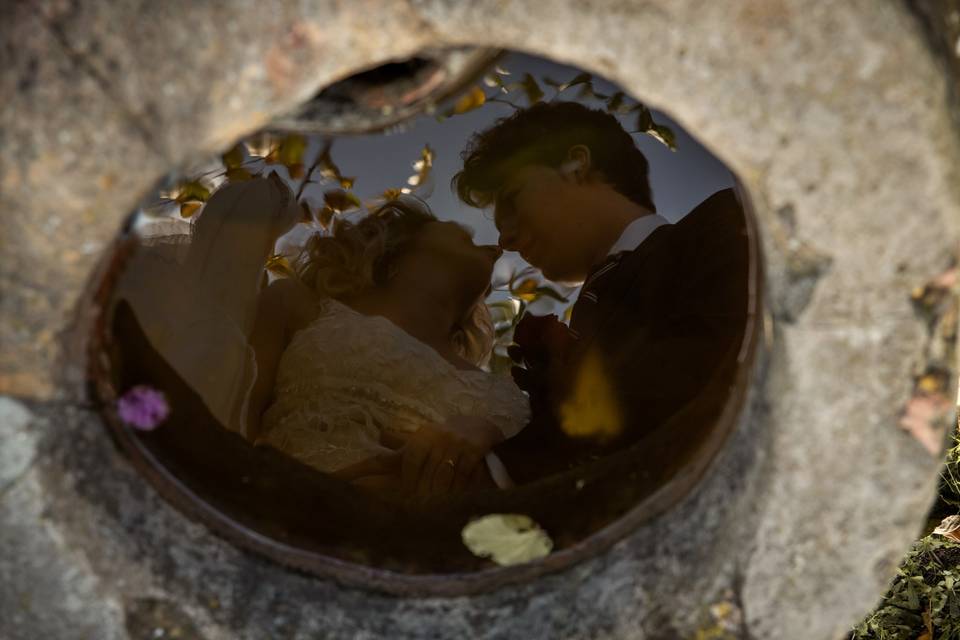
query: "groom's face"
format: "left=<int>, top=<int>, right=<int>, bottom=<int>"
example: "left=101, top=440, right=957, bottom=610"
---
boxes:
left=493, top=164, right=597, bottom=283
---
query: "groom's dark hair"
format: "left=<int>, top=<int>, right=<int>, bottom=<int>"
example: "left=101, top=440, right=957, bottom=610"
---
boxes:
left=452, top=101, right=655, bottom=213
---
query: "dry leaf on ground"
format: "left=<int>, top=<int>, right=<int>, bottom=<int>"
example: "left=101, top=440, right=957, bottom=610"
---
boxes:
left=899, top=393, right=953, bottom=456
left=933, top=515, right=960, bottom=542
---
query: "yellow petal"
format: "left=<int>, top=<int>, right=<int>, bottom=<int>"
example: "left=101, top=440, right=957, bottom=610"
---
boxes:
left=461, top=514, right=552, bottom=566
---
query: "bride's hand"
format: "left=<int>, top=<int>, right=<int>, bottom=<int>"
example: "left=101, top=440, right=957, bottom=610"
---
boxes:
left=400, top=417, right=503, bottom=500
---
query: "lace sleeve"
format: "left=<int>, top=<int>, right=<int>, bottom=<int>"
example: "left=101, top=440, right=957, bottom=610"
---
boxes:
left=256, top=398, right=398, bottom=474
left=258, top=298, right=532, bottom=474
left=481, top=374, right=531, bottom=440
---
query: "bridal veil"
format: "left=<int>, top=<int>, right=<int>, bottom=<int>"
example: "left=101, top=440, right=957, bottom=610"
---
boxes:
left=111, top=173, right=300, bottom=439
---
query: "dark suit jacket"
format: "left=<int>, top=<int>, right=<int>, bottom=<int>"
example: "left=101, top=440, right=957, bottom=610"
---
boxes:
left=495, top=188, right=751, bottom=483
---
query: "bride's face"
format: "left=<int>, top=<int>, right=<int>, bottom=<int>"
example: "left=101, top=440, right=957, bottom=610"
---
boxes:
left=405, top=221, right=502, bottom=295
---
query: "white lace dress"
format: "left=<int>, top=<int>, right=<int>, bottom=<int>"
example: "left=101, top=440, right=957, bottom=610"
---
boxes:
left=255, top=298, right=531, bottom=488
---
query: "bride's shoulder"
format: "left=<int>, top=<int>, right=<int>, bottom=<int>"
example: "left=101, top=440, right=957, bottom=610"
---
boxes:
left=263, top=276, right=311, bottom=305
left=262, top=277, right=323, bottom=332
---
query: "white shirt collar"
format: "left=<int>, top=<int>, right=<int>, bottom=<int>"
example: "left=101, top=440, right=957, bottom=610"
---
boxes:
left=606, top=213, right=671, bottom=256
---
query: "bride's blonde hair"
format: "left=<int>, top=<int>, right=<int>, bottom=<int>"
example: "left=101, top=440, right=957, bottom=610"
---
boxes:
left=294, top=196, right=494, bottom=367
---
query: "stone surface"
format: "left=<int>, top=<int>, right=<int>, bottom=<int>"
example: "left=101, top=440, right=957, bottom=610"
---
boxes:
left=1, top=0, right=959, bottom=639
left=0, top=2, right=168, bottom=398
left=910, top=0, right=960, bottom=127
left=0, top=397, right=37, bottom=493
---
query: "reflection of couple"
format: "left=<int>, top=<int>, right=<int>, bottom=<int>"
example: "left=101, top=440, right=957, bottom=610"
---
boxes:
left=123, top=101, right=749, bottom=503
left=247, top=197, right=528, bottom=496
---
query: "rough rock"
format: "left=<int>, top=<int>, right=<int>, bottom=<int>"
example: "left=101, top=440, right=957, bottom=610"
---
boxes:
left=1, top=0, right=959, bottom=638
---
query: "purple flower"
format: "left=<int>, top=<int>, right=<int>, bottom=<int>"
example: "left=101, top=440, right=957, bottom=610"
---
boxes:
left=116, top=385, right=170, bottom=431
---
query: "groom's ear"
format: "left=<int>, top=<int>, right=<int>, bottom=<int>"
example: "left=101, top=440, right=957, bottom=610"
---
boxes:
left=561, top=145, right=592, bottom=183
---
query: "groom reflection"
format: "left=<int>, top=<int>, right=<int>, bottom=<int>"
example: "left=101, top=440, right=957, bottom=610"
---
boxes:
left=453, top=101, right=751, bottom=486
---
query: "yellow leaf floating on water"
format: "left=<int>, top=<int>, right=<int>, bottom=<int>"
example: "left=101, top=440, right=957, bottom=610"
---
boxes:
left=381, top=188, right=403, bottom=201
left=452, top=86, right=486, bottom=115
left=512, top=277, right=539, bottom=302
left=265, top=254, right=295, bottom=278
left=244, top=133, right=277, bottom=159
left=287, top=163, right=305, bottom=180
left=404, top=144, right=434, bottom=191
left=646, top=124, right=678, bottom=151
left=221, top=143, right=245, bottom=169
left=278, top=133, right=307, bottom=167
left=174, top=180, right=211, bottom=204
left=559, top=347, right=623, bottom=442
left=461, top=514, right=552, bottom=566
left=323, top=188, right=362, bottom=213
left=179, top=201, right=202, bottom=218
left=318, top=205, right=337, bottom=229
left=518, top=73, right=544, bottom=105
left=316, top=140, right=355, bottom=190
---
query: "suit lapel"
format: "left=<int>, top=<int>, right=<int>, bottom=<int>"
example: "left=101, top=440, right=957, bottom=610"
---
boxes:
left=569, top=223, right=675, bottom=350
left=568, top=254, right=622, bottom=341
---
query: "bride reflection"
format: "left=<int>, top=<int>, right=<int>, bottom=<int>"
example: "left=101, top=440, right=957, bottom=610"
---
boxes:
left=250, top=193, right=528, bottom=499
left=113, top=175, right=531, bottom=505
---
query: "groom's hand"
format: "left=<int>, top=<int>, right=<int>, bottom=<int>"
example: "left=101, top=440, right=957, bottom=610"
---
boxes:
left=401, top=418, right=502, bottom=501
left=510, top=313, right=571, bottom=367
left=508, top=313, right=575, bottom=414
